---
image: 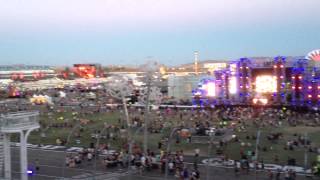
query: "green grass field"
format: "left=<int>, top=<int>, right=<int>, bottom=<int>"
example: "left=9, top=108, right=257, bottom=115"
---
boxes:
left=222, top=123, right=320, bottom=167
left=11, top=109, right=320, bottom=167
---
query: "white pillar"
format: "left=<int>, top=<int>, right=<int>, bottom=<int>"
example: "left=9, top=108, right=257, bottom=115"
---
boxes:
left=3, top=134, right=11, bottom=180
left=20, top=131, right=28, bottom=180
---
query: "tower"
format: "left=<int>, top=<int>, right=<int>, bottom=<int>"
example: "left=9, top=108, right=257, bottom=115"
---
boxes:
left=237, top=58, right=252, bottom=103
left=194, top=51, right=199, bottom=75
left=273, top=56, right=286, bottom=104
left=291, top=59, right=308, bottom=105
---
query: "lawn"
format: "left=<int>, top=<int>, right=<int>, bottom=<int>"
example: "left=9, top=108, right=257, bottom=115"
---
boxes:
left=222, top=122, right=320, bottom=167
left=10, top=108, right=320, bottom=168
left=12, top=111, right=122, bottom=147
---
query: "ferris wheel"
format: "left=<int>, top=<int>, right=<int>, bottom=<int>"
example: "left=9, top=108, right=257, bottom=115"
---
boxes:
left=306, top=49, right=320, bottom=61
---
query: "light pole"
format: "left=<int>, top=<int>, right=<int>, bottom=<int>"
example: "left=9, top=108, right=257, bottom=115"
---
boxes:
left=38, top=111, right=54, bottom=146
left=128, top=126, right=144, bottom=180
left=304, top=132, right=308, bottom=171
left=143, top=74, right=152, bottom=155
left=164, top=127, right=179, bottom=180
left=93, top=126, right=108, bottom=176
left=139, top=61, right=161, bottom=155
left=255, top=130, right=261, bottom=179
left=105, top=75, right=133, bottom=130
left=61, top=122, right=82, bottom=178
left=139, top=86, right=162, bottom=155
left=206, top=132, right=215, bottom=180
left=93, top=116, right=141, bottom=180
left=104, top=75, right=136, bottom=178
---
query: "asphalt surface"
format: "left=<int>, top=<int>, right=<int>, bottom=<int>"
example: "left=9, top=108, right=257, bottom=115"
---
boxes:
left=10, top=147, right=127, bottom=180
left=8, top=147, right=318, bottom=180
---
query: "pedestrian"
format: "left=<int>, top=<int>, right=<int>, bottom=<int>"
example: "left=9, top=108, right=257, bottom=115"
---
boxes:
left=245, top=160, right=250, bottom=174
left=234, top=161, right=239, bottom=177
left=268, top=170, right=274, bottom=180
left=193, top=153, right=199, bottom=170
left=65, top=156, right=70, bottom=167
left=35, top=158, right=40, bottom=171
left=191, top=169, right=200, bottom=180
left=290, top=169, right=296, bottom=180
left=275, top=168, right=281, bottom=180
left=284, top=169, right=290, bottom=180
left=158, top=141, right=162, bottom=149
left=168, top=161, right=174, bottom=175
left=182, top=167, right=189, bottom=180
left=261, top=159, right=265, bottom=170
left=75, top=154, right=81, bottom=165
left=87, top=152, right=93, bottom=161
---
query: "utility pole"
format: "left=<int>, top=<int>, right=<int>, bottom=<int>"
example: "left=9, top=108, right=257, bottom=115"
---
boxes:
left=206, top=133, right=214, bottom=180
left=304, top=132, right=308, bottom=171
left=142, top=61, right=160, bottom=155
left=165, top=128, right=179, bottom=180
left=255, top=130, right=261, bottom=180
left=194, top=51, right=199, bottom=75
left=143, top=73, right=151, bottom=154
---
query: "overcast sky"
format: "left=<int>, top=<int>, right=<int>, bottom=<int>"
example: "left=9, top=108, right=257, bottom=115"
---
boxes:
left=0, top=0, right=319, bottom=66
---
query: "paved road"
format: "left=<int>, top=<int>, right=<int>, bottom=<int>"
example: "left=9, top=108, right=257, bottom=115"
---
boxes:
left=8, top=147, right=316, bottom=180
left=10, top=147, right=127, bottom=180
left=120, top=169, right=316, bottom=180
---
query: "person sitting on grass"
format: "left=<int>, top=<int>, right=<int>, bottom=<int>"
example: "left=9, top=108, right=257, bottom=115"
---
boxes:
left=56, top=137, right=62, bottom=145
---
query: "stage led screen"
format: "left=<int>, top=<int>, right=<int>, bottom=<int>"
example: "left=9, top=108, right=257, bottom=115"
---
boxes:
left=73, top=64, right=96, bottom=78
left=205, top=82, right=216, bottom=97
left=255, top=75, right=277, bottom=93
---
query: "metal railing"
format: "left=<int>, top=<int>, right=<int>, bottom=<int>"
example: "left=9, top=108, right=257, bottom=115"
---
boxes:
left=0, top=111, right=39, bottom=130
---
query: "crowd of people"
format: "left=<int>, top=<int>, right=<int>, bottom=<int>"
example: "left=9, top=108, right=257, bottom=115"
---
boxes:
left=1, top=86, right=320, bottom=179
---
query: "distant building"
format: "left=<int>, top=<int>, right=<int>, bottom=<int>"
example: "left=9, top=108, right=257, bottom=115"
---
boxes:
left=73, top=64, right=103, bottom=78
left=0, top=65, right=56, bottom=81
left=168, top=74, right=211, bottom=100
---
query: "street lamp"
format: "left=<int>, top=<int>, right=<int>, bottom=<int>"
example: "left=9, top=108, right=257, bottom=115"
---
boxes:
left=61, top=122, right=82, bottom=178
left=93, top=126, right=145, bottom=180
left=127, top=126, right=144, bottom=180
left=164, top=127, right=180, bottom=180
left=93, top=126, right=109, bottom=176
left=105, top=75, right=133, bottom=128
left=254, top=129, right=261, bottom=180
left=304, top=132, right=309, bottom=172
left=138, top=86, right=162, bottom=154
left=104, top=75, right=137, bottom=178
left=206, top=131, right=215, bottom=180
left=139, top=61, right=161, bottom=155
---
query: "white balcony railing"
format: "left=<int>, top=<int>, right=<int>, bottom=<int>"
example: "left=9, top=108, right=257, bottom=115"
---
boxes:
left=0, top=111, right=39, bottom=132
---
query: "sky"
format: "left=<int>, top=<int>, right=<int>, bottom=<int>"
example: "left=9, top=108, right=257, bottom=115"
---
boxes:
left=0, top=0, right=319, bottom=66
